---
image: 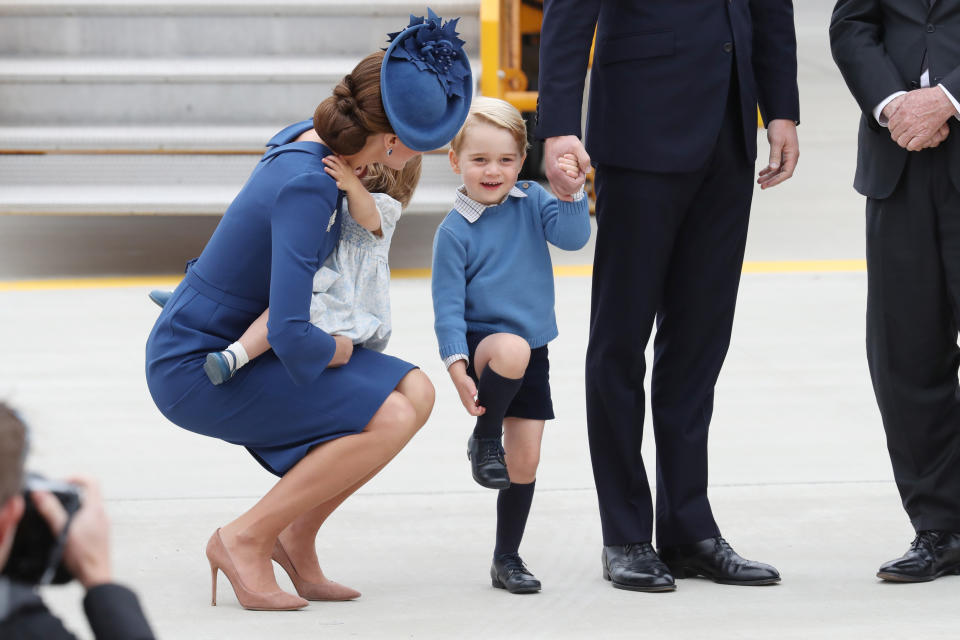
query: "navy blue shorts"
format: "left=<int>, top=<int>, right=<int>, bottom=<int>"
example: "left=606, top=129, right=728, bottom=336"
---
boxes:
left=465, top=332, right=554, bottom=421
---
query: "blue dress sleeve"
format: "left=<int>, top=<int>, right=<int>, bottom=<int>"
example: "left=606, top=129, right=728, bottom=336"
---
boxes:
left=268, top=171, right=339, bottom=385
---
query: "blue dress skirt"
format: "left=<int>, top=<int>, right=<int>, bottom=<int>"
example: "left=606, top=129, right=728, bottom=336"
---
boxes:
left=145, top=122, right=416, bottom=476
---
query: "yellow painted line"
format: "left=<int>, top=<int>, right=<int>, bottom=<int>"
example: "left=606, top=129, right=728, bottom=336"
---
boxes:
left=0, top=275, right=182, bottom=292
left=742, top=259, right=866, bottom=273
left=0, top=260, right=868, bottom=293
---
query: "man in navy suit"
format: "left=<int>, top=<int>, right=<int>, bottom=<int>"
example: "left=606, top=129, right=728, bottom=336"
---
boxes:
left=536, top=1, right=800, bottom=591
left=831, top=0, right=960, bottom=582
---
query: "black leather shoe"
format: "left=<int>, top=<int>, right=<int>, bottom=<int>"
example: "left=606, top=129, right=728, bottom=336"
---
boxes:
left=877, top=530, right=960, bottom=582
left=148, top=289, right=172, bottom=308
left=658, top=537, right=780, bottom=586
left=602, top=543, right=676, bottom=592
left=491, top=553, right=541, bottom=594
left=467, top=435, right=510, bottom=489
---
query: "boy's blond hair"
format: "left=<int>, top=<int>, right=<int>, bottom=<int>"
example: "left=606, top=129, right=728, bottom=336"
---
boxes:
left=450, top=96, right=529, bottom=157
left=361, top=155, right=422, bottom=209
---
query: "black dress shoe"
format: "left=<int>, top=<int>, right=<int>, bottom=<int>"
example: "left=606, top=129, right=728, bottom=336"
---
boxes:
left=148, top=289, right=172, bottom=308
left=467, top=435, right=511, bottom=489
left=658, top=537, right=780, bottom=586
left=877, top=530, right=960, bottom=582
left=602, top=543, right=676, bottom=592
left=491, top=553, right=541, bottom=594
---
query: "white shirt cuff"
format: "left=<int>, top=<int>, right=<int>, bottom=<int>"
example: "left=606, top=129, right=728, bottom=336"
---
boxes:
left=938, top=84, right=960, bottom=122
left=571, top=186, right=586, bottom=202
left=443, top=353, right=468, bottom=369
left=874, top=91, right=908, bottom=127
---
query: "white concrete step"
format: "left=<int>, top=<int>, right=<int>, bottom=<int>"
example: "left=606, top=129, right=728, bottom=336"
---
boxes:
left=0, top=182, right=456, bottom=216
left=0, top=57, right=481, bottom=125
left=0, top=151, right=459, bottom=215
left=0, top=125, right=278, bottom=151
left=0, top=1, right=481, bottom=58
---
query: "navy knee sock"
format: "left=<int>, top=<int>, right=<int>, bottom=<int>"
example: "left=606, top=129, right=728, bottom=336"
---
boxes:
left=494, top=480, right=536, bottom=557
left=473, top=366, right=523, bottom=440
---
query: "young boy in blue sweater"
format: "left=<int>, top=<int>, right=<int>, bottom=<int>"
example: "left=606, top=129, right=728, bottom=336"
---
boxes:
left=431, top=97, right=591, bottom=593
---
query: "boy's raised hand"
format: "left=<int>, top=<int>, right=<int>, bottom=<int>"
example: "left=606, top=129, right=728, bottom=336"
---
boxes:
left=448, top=360, right=486, bottom=417
left=323, top=155, right=364, bottom=195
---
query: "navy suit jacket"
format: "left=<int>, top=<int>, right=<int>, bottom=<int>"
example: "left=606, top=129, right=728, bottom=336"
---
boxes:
left=535, top=0, right=800, bottom=173
left=831, top=0, right=960, bottom=198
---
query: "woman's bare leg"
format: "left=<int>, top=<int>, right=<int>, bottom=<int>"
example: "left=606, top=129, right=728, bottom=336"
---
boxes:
left=219, top=369, right=434, bottom=593
left=277, top=369, right=435, bottom=582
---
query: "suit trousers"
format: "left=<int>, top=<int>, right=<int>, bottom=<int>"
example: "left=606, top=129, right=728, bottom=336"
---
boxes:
left=866, top=145, right=960, bottom=533
left=585, top=78, right=755, bottom=547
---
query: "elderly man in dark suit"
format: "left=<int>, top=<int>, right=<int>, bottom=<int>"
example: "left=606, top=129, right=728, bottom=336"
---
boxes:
left=536, top=1, right=800, bottom=591
left=831, top=1, right=960, bottom=582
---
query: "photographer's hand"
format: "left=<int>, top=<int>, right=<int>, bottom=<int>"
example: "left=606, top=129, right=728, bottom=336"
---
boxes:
left=33, top=476, right=113, bottom=589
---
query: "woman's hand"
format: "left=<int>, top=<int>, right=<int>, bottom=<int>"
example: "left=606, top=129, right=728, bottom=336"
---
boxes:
left=323, top=155, right=365, bottom=197
left=327, top=335, right=354, bottom=368
left=448, top=360, right=485, bottom=416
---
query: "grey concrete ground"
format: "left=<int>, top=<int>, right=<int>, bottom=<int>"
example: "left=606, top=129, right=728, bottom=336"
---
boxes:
left=2, top=1, right=959, bottom=638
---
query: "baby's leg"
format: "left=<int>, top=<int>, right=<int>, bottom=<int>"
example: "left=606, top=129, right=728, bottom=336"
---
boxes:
left=205, top=309, right=272, bottom=385
left=238, top=309, right=271, bottom=359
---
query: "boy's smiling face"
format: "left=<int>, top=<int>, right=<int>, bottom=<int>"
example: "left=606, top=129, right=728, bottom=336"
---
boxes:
left=449, top=121, right=526, bottom=206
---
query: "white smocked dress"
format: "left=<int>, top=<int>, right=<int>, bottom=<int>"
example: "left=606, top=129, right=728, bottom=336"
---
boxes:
left=309, top=192, right=400, bottom=352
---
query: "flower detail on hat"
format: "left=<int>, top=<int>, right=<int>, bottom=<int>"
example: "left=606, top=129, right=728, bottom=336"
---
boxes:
left=386, top=8, right=470, bottom=99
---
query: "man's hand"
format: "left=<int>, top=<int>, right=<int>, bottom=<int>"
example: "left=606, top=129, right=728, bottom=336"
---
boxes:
left=758, top=119, right=799, bottom=190
left=881, top=93, right=908, bottom=124
left=33, top=476, right=112, bottom=590
left=888, top=88, right=958, bottom=151
left=544, top=136, right=591, bottom=201
left=448, top=360, right=485, bottom=417
left=327, top=335, right=353, bottom=368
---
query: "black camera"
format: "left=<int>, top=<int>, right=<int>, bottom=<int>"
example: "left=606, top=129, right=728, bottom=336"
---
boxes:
left=1, top=474, right=82, bottom=585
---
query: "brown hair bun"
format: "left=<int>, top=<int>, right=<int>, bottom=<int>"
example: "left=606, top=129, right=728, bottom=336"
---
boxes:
left=314, top=52, right=393, bottom=156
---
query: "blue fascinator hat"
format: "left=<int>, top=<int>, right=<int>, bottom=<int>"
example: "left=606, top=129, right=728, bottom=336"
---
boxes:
left=381, top=8, right=473, bottom=152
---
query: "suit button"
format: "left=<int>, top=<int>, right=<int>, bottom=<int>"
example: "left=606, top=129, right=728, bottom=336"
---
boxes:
left=723, top=41, right=734, bottom=53
left=927, top=24, right=936, bottom=33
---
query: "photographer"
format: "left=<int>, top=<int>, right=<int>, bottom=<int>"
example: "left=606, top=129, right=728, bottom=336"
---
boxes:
left=0, top=403, right=155, bottom=639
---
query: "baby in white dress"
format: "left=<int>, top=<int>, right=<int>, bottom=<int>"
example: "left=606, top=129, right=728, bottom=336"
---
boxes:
left=309, top=191, right=400, bottom=353
left=201, top=155, right=422, bottom=385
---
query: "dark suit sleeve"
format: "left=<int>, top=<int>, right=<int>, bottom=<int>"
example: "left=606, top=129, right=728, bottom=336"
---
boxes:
left=534, top=0, right=601, bottom=140
left=829, top=0, right=905, bottom=129
left=83, top=584, right=155, bottom=640
left=940, top=67, right=960, bottom=103
left=750, top=0, right=800, bottom=124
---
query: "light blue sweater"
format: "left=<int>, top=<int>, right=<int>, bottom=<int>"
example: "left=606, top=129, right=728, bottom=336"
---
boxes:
left=431, top=181, right=591, bottom=362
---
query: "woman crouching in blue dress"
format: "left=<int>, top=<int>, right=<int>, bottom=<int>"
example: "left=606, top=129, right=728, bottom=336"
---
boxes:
left=145, top=12, right=472, bottom=611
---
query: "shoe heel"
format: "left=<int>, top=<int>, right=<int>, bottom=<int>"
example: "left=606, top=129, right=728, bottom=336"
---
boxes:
left=209, top=559, right=218, bottom=606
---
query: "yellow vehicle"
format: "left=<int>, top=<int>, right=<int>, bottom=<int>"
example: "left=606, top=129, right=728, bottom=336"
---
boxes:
left=479, top=0, right=550, bottom=183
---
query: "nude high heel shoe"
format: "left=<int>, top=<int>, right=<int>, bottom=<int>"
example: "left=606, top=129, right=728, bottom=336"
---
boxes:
left=206, top=529, right=308, bottom=611
left=272, top=538, right=361, bottom=601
